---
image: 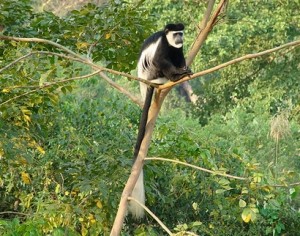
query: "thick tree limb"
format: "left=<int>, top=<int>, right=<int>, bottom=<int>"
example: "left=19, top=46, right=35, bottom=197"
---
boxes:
left=186, top=0, right=225, bottom=67
left=110, top=91, right=166, bottom=235
left=179, top=0, right=216, bottom=104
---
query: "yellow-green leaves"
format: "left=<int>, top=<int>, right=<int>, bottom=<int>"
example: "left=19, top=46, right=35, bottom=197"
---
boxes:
left=241, top=206, right=259, bottom=223
left=21, top=172, right=31, bottom=184
left=239, top=199, right=247, bottom=208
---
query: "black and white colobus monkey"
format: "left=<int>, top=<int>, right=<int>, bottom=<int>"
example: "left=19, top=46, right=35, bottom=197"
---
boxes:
left=128, top=23, right=192, bottom=219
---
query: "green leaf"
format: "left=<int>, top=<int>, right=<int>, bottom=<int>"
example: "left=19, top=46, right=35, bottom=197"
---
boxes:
left=239, top=199, right=247, bottom=208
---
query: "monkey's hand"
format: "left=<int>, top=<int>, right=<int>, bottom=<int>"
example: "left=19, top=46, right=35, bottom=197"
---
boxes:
left=171, top=67, right=193, bottom=81
left=183, top=66, right=193, bottom=76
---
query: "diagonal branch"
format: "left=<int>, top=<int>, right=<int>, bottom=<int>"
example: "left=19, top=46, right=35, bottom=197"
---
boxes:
left=0, top=36, right=158, bottom=105
left=145, top=157, right=247, bottom=180
left=127, top=197, right=173, bottom=236
left=0, top=70, right=102, bottom=107
left=0, top=52, right=34, bottom=73
left=159, top=39, right=300, bottom=90
left=179, top=0, right=216, bottom=103
left=186, top=0, right=227, bottom=67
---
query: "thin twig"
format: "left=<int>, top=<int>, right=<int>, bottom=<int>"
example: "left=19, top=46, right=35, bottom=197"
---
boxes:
left=98, top=71, right=143, bottom=107
left=0, top=211, right=30, bottom=216
left=0, top=48, right=146, bottom=106
left=0, top=37, right=159, bottom=87
left=0, top=35, right=83, bottom=59
left=271, top=182, right=300, bottom=187
left=0, top=70, right=102, bottom=106
left=0, top=52, right=34, bottom=73
left=127, top=197, right=173, bottom=236
left=145, top=157, right=247, bottom=180
left=0, top=89, right=40, bottom=107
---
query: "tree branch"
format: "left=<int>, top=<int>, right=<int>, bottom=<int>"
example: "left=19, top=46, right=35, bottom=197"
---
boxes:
left=179, top=0, right=220, bottom=104
left=159, top=39, right=300, bottom=90
left=198, top=0, right=216, bottom=30
left=0, top=211, right=30, bottom=216
left=0, top=70, right=102, bottom=107
left=186, top=0, right=227, bottom=67
left=145, top=157, right=247, bottom=180
left=0, top=45, right=157, bottom=86
left=127, top=197, right=173, bottom=236
left=0, top=36, right=158, bottom=106
left=271, top=181, right=300, bottom=188
left=0, top=52, right=34, bottom=73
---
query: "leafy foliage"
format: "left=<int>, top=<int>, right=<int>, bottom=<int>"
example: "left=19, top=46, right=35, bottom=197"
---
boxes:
left=190, top=0, right=300, bottom=125
left=0, top=0, right=299, bottom=235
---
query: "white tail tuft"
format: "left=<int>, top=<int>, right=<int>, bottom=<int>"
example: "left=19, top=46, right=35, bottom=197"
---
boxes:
left=128, top=170, right=145, bottom=219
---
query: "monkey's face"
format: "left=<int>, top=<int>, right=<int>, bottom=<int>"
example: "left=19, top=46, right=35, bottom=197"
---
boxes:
left=166, top=30, right=184, bottom=48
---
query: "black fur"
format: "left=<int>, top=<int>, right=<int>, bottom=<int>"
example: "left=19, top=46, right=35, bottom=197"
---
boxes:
left=133, top=86, right=154, bottom=160
left=130, top=23, right=192, bottom=219
left=134, top=23, right=192, bottom=159
left=164, top=23, right=185, bottom=32
left=138, top=23, right=191, bottom=83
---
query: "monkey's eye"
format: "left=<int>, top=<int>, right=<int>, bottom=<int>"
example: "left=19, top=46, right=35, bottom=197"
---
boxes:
left=174, top=32, right=183, bottom=37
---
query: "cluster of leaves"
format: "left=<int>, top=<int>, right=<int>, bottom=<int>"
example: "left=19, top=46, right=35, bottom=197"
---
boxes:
left=140, top=97, right=299, bottom=235
left=1, top=0, right=154, bottom=71
left=1, top=0, right=299, bottom=235
left=0, top=77, right=140, bottom=235
left=190, top=0, right=300, bottom=125
left=0, top=0, right=152, bottom=235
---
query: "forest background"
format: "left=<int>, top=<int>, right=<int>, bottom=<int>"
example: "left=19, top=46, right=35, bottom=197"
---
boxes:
left=0, top=0, right=299, bottom=235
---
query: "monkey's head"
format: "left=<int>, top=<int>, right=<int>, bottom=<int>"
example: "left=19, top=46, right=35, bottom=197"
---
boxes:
left=165, top=23, right=185, bottom=49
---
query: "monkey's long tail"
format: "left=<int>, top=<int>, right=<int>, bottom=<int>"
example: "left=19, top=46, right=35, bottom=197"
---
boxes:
left=129, top=86, right=154, bottom=219
left=133, top=86, right=154, bottom=160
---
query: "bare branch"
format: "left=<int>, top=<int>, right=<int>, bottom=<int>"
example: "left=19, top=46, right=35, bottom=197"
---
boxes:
left=186, top=0, right=228, bottom=66
left=145, top=157, right=247, bottom=181
left=271, top=182, right=300, bottom=188
left=98, top=71, right=143, bottom=107
left=128, top=197, right=173, bottom=236
left=0, top=52, right=34, bottom=73
left=159, top=39, right=300, bottom=90
left=180, top=0, right=222, bottom=104
left=0, top=36, right=158, bottom=107
left=0, top=35, right=81, bottom=58
left=0, top=70, right=102, bottom=107
left=0, top=88, right=40, bottom=107
left=0, top=211, right=30, bottom=216
left=0, top=48, right=156, bottom=87
left=110, top=91, right=167, bottom=235
left=198, top=0, right=216, bottom=30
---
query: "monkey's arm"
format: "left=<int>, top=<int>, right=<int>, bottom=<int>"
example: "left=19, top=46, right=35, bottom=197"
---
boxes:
left=159, top=59, right=192, bottom=82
